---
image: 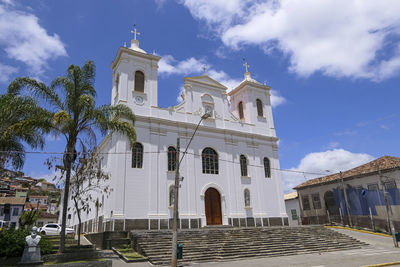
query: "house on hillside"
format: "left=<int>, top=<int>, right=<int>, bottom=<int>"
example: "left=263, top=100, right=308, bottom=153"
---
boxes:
left=0, top=197, right=25, bottom=228
left=24, top=203, right=48, bottom=212
left=35, top=181, right=57, bottom=192
left=28, top=195, right=48, bottom=205
left=36, top=212, right=58, bottom=227
left=294, top=156, right=400, bottom=232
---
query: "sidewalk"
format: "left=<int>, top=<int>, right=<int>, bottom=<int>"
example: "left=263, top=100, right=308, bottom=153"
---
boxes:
left=111, top=259, right=152, bottom=267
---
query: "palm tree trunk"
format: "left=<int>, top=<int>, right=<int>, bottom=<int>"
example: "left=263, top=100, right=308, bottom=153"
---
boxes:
left=73, top=196, right=81, bottom=248
left=59, top=142, right=75, bottom=253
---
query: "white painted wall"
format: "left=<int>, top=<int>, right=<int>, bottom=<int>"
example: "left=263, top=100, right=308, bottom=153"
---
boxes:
left=64, top=44, right=287, bottom=228
left=285, top=198, right=301, bottom=226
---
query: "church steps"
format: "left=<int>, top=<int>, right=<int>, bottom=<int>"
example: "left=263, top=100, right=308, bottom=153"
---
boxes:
left=148, top=246, right=365, bottom=266
left=142, top=239, right=363, bottom=248
left=136, top=239, right=364, bottom=250
left=136, top=239, right=357, bottom=247
left=141, top=242, right=363, bottom=257
left=130, top=226, right=367, bottom=265
left=137, top=238, right=363, bottom=249
left=143, top=244, right=364, bottom=260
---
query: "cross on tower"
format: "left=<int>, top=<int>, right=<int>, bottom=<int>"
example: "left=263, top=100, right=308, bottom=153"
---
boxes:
left=202, top=65, right=207, bottom=73
left=131, top=24, right=140, bottom=40
left=243, top=58, right=250, bottom=72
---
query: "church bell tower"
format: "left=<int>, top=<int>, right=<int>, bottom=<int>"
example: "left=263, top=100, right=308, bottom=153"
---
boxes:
left=110, top=26, right=161, bottom=109
left=228, top=60, right=276, bottom=133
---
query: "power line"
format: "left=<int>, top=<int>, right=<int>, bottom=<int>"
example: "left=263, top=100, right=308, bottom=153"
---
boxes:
left=0, top=149, right=329, bottom=177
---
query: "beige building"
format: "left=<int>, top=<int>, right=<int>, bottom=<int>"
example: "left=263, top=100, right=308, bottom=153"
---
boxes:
left=294, top=156, right=400, bottom=232
left=0, top=197, right=25, bottom=228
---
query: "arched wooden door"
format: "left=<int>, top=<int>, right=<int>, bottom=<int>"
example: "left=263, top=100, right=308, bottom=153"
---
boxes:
left=205, top=188, right=222, bottom=225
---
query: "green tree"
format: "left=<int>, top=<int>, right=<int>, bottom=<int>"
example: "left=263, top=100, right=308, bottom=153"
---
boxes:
left=0, top=93, right=51, bottom=169
left=8, top=60, right=136, bottom=252
left=18, top=209, right=41, bottom=229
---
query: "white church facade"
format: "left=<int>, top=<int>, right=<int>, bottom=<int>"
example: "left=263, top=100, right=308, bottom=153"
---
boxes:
left=67, top=34, right=288, bottom=232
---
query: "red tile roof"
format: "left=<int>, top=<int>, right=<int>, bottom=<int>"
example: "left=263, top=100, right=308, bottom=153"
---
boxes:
left=39, top=212, right=58, bottom=219
left=0, top=197, right=26, bottom=205
left=24, top=203, right=48, bottom=211
left=294, top=156, right=400, bottom=190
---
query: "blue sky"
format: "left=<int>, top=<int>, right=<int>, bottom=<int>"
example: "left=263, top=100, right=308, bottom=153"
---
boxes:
left=0, top=0, right=399, bottom=192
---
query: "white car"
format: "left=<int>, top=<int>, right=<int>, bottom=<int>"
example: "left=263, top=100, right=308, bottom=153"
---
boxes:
left=39, top=223, right=74, bottom=236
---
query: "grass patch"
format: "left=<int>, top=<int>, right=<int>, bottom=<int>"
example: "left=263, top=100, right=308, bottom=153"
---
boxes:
left=114, top=244, right=146, bottom=260
left=44, top=258, right=105, bottom=265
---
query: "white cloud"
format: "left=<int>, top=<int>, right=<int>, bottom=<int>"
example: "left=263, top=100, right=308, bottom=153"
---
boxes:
left=282, top=149, right=374, bottom=193
left=0, top=0, right=13, bottom=5
left=159, top=55, right=205, bottom=75
left=327, top=142, right=339, bottom=149
left=0, top=4, right=67, bottom=76
left=0, top=63, right=17, bottom=83
left=155, top=0, right=167, bottom=10
left=270, top=90, right=286, bottom=108
left=207, top=69, right=241, bottom=91
left=181, top=0, right=400, bottom=81
left=180, top=0, right=246, bottom=31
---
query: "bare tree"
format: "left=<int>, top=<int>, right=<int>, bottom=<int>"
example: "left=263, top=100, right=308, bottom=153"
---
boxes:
left=69, top=151, right=111, bottom=247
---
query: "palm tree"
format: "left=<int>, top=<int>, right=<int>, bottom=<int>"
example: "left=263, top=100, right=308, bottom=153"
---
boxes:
left=0, top=93, right=51, bottom=170
left=8, top=60, right=136, bottom=252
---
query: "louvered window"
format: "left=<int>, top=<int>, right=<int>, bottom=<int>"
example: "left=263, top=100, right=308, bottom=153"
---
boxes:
left=134, top=71, right=144, bottom=92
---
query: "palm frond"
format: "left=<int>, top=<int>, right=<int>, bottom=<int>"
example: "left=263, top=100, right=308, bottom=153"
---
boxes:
left=8, top=77, right=63, bottom=109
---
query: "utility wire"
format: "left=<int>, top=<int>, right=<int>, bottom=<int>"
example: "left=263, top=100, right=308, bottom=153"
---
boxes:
left=0, top=149, right=329, bottom=176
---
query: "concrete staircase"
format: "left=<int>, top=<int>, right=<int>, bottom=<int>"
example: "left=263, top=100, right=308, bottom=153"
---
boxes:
left=131, top=226, right=367, bottom=266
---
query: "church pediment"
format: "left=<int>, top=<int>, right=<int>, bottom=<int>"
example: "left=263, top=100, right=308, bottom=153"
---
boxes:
left=184, top=75, right=227, bottom=90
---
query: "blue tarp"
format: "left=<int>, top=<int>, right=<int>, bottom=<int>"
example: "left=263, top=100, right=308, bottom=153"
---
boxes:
left=332, top=187, right=400, bottom=216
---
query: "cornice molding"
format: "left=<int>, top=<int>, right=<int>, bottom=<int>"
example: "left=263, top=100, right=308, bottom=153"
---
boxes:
left=184, top=75, right=227, bottom=90
left=228, top=80, right=271, bottom=96
left=134, top=115, right=279, bottom=142
left=111, top=47, right=161, bottom=69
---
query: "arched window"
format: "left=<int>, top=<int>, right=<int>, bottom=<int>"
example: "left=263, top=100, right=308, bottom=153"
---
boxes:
left=134, top=71, right=145, bottom=92
left=167, top=146, right=177, bottom=171
left=240, top=155, right=248, bottom=177
left=264, top=157, right=271, bottom=178
left=238, top=101, right=244, bottom=120
left=244, top=189, right=251, bottom=207
left=202, top=147, right=219, bottom=174
left=132, top=142, right=143, bottom=168
left=169, top=186, right=174, bottom=207
left=256, top=99, right=263, bottom=117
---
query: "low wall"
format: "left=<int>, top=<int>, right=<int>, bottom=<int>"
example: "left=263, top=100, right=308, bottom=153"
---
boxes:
left=85, top=231, right=128, bottom=249
left=78, top=216, right=289, bottom=234
left=46, top=259, right=112, bottom=267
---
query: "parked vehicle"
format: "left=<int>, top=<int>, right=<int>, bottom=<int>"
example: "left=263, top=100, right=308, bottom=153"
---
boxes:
left=38, top=223, right=74, bottom=236
left=0, top=220, right=10, bottom=230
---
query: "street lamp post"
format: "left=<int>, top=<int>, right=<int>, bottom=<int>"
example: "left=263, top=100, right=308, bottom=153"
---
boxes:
left=340, top=171, right=352, bottom=227
left=171, top=112, right=211, bottom=267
